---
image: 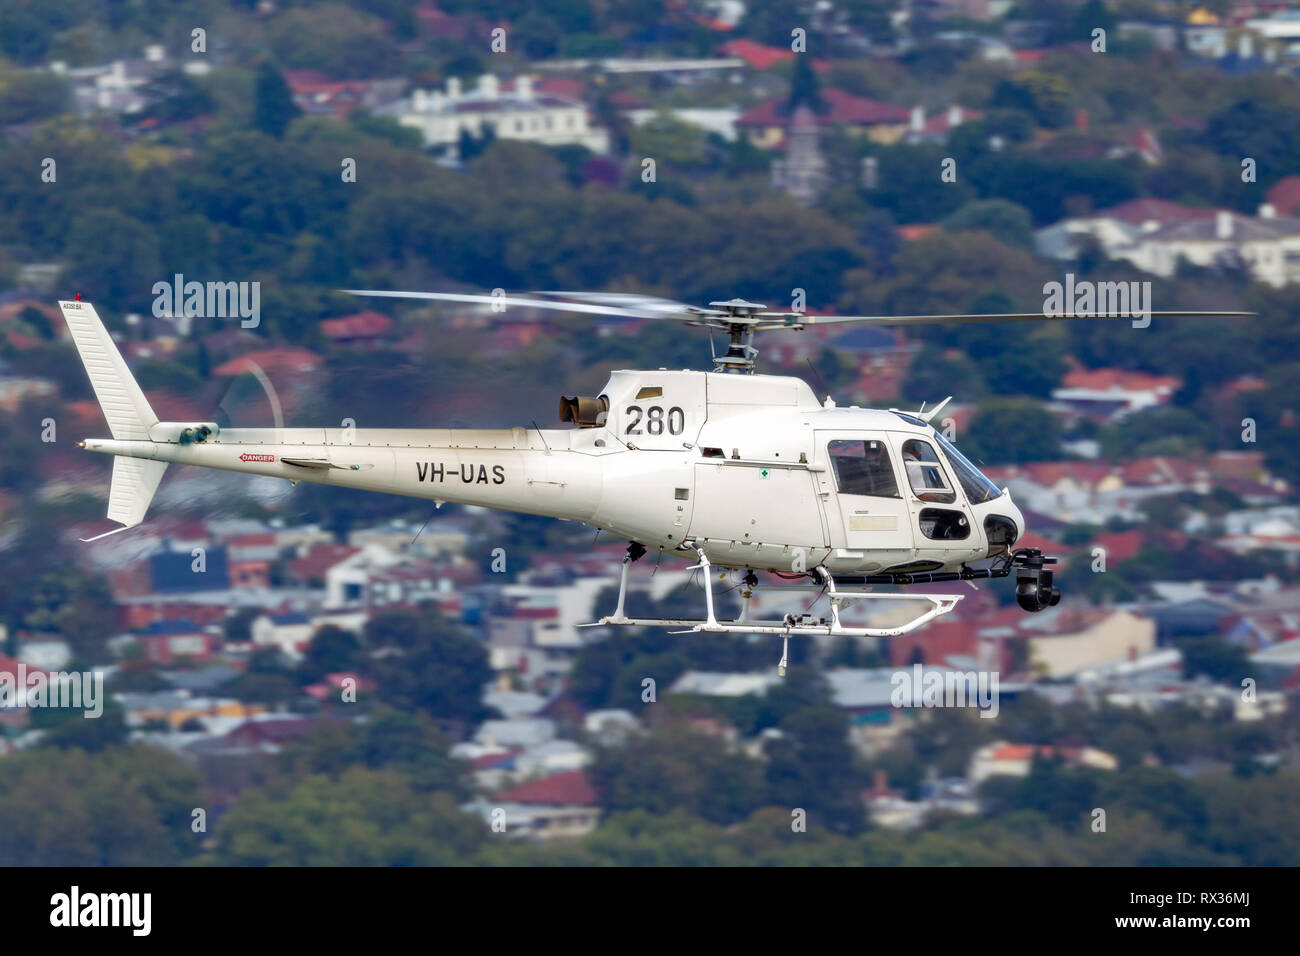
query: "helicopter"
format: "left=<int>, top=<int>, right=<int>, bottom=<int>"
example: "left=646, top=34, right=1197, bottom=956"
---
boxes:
left=58, top=291, right=1250, bottom=674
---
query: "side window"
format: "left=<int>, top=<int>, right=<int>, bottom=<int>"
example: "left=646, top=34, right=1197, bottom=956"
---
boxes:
left=828, top=439, right=900, bottom=498
left=900, top=439, right=956, bottom=503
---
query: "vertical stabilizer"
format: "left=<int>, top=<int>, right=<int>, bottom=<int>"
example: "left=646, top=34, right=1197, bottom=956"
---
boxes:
left=58, top=300, right=168, bottom=538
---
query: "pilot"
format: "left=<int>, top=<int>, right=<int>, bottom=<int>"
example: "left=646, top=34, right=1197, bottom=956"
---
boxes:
left=862, top=440, right=891, bottom=494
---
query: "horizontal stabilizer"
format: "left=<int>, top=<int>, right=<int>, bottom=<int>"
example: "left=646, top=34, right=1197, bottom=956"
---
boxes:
left=82, top=457, right=168, bottom=541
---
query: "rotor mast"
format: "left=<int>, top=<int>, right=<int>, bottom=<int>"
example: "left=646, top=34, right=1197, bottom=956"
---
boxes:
left=694, top=299, right=802, bottom=374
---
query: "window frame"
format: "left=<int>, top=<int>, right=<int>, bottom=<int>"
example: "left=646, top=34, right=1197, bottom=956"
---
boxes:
left=827, top=437, right=902, bottom=499
left=900, top=438, right=958, bottom=504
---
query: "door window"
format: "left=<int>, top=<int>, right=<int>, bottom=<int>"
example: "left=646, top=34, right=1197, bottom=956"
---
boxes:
left=828, top=439, right=900, bottom=498
left=901, top=439, right=956, bottom=503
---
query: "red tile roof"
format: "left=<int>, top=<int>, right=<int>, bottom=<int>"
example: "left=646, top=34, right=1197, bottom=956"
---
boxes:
left=493, top=770, right=599, bottom=807
left=288, top=544, right=361, bottom=582
left=0, top=654, right=45, bottom=678
left=898, top=224, right=938, bottom=241
left=321, top=311, right=392, bottom=341
left=1119, top=457, right=1202, bottom=486
left=736, top=89, right=909, bottom=129
left=1091, top=530, right=1143, bottom=565
left=922, top=106, right=984, bottom=134
left=718, top=39, right=830, bottom=71
left=212, top=348, right=322, bottom=376
left=1095, top=198, right=1217, bottom=227
left=1266, top=175, right=1300, bottom=216
left=1061, top=367, right=1181, bottom=393
left=992, top=462, right=1114, bottom=488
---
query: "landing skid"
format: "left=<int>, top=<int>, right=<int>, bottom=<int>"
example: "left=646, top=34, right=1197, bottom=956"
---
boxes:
left=583, top=543, right=963, bottom=676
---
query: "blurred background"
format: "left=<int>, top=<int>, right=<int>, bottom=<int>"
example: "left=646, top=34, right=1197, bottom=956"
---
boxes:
left=0, top=0, right=1298, bottom=865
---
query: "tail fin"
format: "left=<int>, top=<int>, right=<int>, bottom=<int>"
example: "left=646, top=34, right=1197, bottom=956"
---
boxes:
left=58, top=299, right=159, bottom=439
left=58, top=299, right=168, bottom=539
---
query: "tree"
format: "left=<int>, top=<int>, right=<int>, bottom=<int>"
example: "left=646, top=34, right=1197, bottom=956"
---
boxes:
left=590, top=725, right=767, bottom=825
left=365, top=608, right=495, bottom=723
left=787, top=53, right=825, bottom=115
left=1099, top=406, right=1215, bottom=460
left=253, top=62, right=299, bottom=139
left=62, top=210, right=161, bottom=309
left=1177, top=634, right=1251, bottom=683
left=764, top=703, right=867, bottom=834
left=965, top=398, right=1063, bottom=463
left=283, top=709, right=473, bottom=798
left=297, top=624, right=362, bottom=684
left=941, top=199, right=1035, bottom=249
left=0, top=746, right=203, bottom=865
left=205, top=768, right=486, bottom=865
left=0, top=66, right=69, bottom=124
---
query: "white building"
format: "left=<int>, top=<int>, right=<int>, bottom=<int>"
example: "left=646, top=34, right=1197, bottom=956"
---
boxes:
left=1128, top=208, right=1300, bottom=288
left=386, top=74, right=609, bottom=155
left=1037, top=201, right=1300, bottom=288
left=250, top=612, right=315, bottom=660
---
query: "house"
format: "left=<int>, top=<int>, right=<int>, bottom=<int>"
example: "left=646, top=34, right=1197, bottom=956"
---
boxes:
left=116, top=690, right=264, bottom=729
left=320, top=311, right=393, bottom=348
left=13, top=639, right=73, bottom=671
left=475, top=770, right=602, bottom=840
left=1051, top=367, right=1182, bottom=422
left=485, top=577, right=613, bottom=653
left=250, top=612, right=315, bottom=659
left=384, top=74, right=610, bottom=155
left=1245, top=9, right=1300, bottom=40
left=1034, top=198, right=1216, bottom=262
left=318, top=542, right=403, bottom=608
left=211, top=348, right=322, bottom=378
left=135, top=618, right=216, bottom=665
left=668, top=670, right=782, bottom=698
left=1027, top=609, right=1157, bottom=679
left=969, top=742, right=1119, bottom=783
left=512, top=739, right=592, bottom=777
left=716, top=39, right=830, bottom=71
left=1265, top=175, right=1300, bottom=217
left=735, top=89, right=911, bottom=149
left=474, top=717, right=556, bottom=750
left=904, top=104, right=984, bottom=145
left=287, top=543, right=361, bottom=588
left=1127, top=208, right=1300, bottom=287
left=283, top=71, right=404, bottom=120
left=584, top=708, right=641, bottom=746
left=1180, top=6, right=1230, bottom=58
left=226, top=533, right=279, bottom=589
left=54, top=45, right=170, bottom=116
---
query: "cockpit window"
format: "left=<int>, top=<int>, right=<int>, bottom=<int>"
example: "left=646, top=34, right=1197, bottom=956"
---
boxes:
left=900, top=439, right=956, bottom=503
left=828, top=439, right=900, bottom=498
left=933, top=432, right=1002, bottom=504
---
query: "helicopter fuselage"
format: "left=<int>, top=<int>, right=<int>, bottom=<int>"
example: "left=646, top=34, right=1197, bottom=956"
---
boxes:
left=82, top=369, right=1024, bottom=576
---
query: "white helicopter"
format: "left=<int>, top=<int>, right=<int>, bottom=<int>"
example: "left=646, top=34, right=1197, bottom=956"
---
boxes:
left=58, top=291, right=1248, bottom=674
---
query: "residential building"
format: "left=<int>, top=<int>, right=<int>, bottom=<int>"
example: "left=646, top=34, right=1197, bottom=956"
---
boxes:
left=385, top=74, right=610, bottom=155
left=736, top=89, right=911, bottom=148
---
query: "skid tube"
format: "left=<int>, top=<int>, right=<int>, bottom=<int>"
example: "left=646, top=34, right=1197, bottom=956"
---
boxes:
left=584, top=541, right=996, bottom=676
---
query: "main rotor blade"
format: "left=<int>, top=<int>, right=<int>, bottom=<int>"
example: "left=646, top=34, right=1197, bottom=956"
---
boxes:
left=536, top=291, right=708, bottom=316
left=345, top=289, right=649, bottom=319
left=789, top=310, right=1254, bottom=327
